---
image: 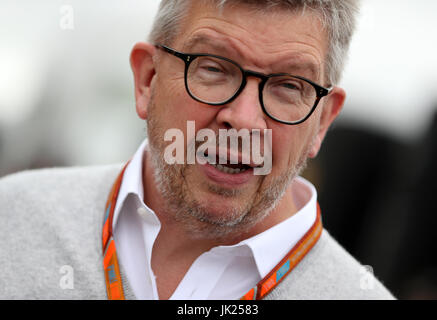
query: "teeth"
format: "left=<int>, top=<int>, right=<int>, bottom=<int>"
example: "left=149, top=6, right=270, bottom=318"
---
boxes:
left=198, top=151, right=249, bottom=174
left=212, top=163, right=248, bottom=174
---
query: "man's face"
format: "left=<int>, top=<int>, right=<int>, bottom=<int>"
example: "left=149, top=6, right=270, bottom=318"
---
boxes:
left=133, top=2, right=344, bottom=240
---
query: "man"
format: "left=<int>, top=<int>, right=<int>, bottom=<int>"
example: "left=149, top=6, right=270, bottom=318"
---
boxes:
left=0, top=0, right=394, bottom=300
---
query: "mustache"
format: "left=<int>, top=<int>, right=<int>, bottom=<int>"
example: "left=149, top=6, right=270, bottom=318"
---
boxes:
left=189, top=128, right=273, bottom=175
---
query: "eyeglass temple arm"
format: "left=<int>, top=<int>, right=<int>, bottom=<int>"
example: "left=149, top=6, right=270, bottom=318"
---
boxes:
left=155, top=44, right=190, bottom=62
left=318, top=85, right=333, bottom=98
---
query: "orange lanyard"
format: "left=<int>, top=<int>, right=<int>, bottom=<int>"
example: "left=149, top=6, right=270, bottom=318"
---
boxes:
left=102, top=163, right=323, bottom=300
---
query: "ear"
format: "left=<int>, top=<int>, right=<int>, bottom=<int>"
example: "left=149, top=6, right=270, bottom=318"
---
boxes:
left=308, top=87, right=346, bottom=158
left=130, top=42, right=157, bottom=120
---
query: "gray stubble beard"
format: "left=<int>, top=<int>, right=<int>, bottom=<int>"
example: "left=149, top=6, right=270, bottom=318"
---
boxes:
left=145, top=98, right=312, bottom=241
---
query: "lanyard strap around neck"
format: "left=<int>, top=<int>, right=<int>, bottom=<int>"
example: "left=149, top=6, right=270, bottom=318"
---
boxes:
left=102, top=163, right=323, bottom=300
left=241, top=203, right=322, bottom=300
left=102, top=162, right=129, bottom=300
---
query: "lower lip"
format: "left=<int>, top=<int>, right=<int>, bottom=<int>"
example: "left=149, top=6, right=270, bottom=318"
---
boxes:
left=201, top=163, right=254, bottom=187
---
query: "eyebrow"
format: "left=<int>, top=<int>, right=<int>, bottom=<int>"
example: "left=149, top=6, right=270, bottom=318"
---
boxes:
left=183, top=35, right=234, bottom=56
left=182, top=35, right=321, bottom=81
left=281, top=59, right=321, bottom=81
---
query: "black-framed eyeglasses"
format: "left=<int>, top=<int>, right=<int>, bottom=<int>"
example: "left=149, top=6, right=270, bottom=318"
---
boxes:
left=156, top=44, right=333, bottom=125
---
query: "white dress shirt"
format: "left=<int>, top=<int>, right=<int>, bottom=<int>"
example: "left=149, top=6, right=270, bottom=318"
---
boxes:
left=112, top=139, right=318, bottom=300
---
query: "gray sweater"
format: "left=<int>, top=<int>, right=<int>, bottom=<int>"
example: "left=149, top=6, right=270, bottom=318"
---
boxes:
left=0, top=165, right=395, bottom=300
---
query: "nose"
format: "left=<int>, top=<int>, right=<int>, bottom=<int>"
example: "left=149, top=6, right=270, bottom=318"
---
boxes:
left=215, top=78, right=268, bottom=131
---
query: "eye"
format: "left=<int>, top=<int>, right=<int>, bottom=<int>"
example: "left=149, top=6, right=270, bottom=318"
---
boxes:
left=278, top=81, right=302, bottom=91
left=189, top=57, right=232, bottom=84
left=198, top=60, right=226, bottom=74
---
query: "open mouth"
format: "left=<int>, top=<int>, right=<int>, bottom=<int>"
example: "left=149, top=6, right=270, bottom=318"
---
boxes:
left=209, top=162, right=251, bottom=175
left=199, top=150, right=255, bottom=175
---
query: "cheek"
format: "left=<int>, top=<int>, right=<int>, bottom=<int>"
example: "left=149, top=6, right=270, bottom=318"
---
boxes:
left=153, top=78, right=188, bottom=129
left=271, top=124, right=317, bottom=170
left=154, top=75, right=220, bottom=134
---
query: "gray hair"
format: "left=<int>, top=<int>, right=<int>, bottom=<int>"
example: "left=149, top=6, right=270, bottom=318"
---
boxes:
left=148, top=0, right=360, bottom=85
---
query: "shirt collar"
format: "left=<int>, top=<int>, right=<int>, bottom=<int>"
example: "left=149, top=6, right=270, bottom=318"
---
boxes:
left=113, top=138, right=318, bottom=279
left=112, top=138, right=149, bottom=229
left=239, top=177, right=317, bottom=277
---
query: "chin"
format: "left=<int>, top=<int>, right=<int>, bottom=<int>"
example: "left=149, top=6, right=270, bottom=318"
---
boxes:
left=194, top=192, right=248, bottom=223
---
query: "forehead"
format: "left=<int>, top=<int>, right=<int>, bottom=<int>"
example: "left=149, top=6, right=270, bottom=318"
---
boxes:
left=173, top=1, right=328, bottom=79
